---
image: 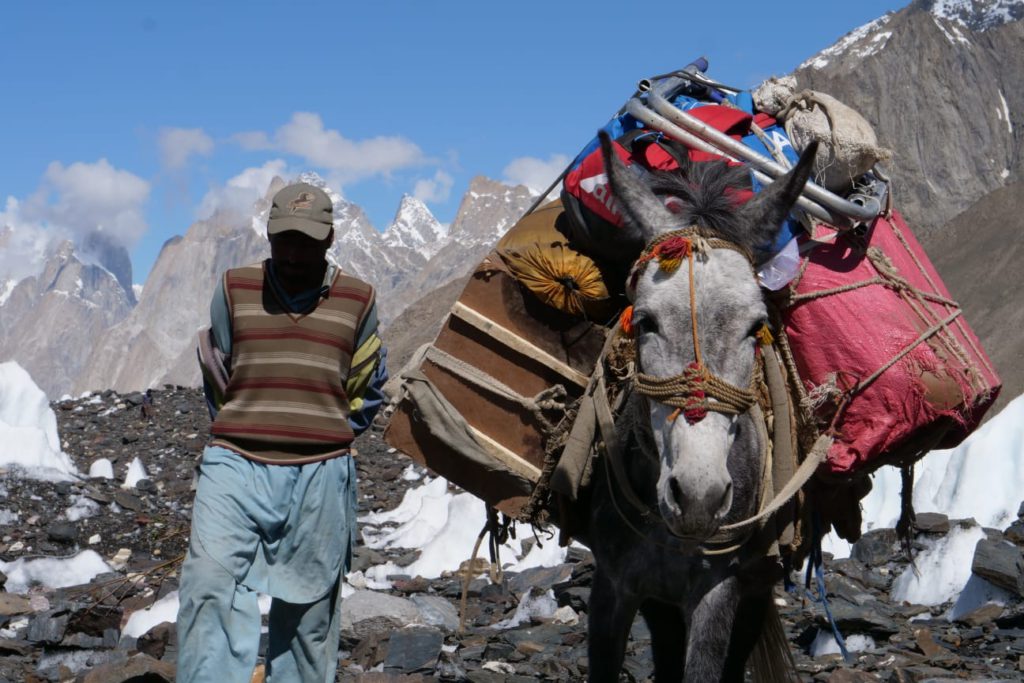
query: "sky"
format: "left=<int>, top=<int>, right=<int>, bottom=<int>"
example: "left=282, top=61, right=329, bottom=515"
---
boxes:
left=0, top=0, right=909, bottom=285
left=1, top=359, right=1021, bottom=651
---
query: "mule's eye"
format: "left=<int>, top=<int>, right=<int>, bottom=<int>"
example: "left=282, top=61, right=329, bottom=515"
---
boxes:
left=635, top=313, right=659, bottom=336
left=747, top=319, right=768, bottom=339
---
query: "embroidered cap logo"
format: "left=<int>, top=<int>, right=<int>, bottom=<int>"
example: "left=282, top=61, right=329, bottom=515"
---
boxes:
left=287, top=192, right=316, bottom=214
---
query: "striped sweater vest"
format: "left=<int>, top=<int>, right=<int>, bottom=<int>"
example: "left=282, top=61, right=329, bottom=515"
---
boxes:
left=210, top=262, right=375, bottom=464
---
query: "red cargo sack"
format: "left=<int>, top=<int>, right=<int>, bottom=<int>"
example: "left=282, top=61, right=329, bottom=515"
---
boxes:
left=781, top=211, right=1001, bottom=477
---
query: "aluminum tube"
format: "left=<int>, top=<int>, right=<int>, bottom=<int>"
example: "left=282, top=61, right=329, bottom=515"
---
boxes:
left=645, top=89, right=881, bottom=223
left=625, top=99, right=851, bottom=227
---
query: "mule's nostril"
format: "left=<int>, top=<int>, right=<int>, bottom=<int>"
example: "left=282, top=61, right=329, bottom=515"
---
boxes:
left=669, top=477, right=685, bottom=509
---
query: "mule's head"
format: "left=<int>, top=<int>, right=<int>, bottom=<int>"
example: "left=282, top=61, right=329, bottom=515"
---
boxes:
left=600, top=132, right=816, bottom=539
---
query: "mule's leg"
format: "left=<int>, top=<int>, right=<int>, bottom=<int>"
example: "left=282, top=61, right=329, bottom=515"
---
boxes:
left=587, top=566, right=639, bottom=683
left=682, top=577, right=741, bottom=683
left=720, top=592, right=768, bottom=683
left=639, top=599, right=685, bottom=683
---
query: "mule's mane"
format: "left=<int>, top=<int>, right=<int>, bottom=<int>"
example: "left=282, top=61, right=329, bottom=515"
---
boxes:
left=646, top=157, right=759, bottom=251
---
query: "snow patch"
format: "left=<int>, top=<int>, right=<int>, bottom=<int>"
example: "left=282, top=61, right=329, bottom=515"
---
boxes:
left=359, top=476, right=565, bottom=586
left=811, top=631, right=876, bottom=657
left=0, top=550, right=112, bottom=592
left=0, top=279, right=16, bottom=306
left=123, top=590, right=179, bottom=638
left=0, top=362, right=79, bottom=481
left=122, top=457, right=148, bottom=488
left=89, top=458, right=114, bottom=479
left=930, top=0, right=1022, bottom=31
left=800, top=15, right=893, bottom=70
left=890, top=524, right=987, bottom=605
left=948, top=574, right=1015, bottom=621
left=65, top=495, right=101, bottom=522
left=933, top=15, right=972, bottom=45
left=998, top=90, right=1013, bottom=134
left=491, top=589, right=559, bottom=630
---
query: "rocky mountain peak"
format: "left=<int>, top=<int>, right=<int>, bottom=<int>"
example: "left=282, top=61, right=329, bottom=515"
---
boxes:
left=921, top=0, right=1024, bottom=31
left=448, top=176, right=534, bottom=245
left=793, top=0, right=1023, bottom=233
left=382, top=194, right=446, bottom=259
left=81, top=229, right=135, bottom=303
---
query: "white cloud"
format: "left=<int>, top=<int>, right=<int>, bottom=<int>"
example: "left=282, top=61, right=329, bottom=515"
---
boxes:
left=413, top=170, right=454, bottom=203
left=158, top=127, right=214, bottom=170
left=235, top=112, right=426, bottom=183
left=40, top=159, right=151, bottom=246
left=196, top=159, right=288, bottom=220
left=0, top=201, right=51, bottom=282
left=501, top=154, right=570, bottom=196
left=0, top=160, right=150, bottom=281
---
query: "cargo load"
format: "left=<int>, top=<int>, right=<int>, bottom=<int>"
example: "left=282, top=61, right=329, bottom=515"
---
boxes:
left=383, top=202, right=614, bottom=520
left=780, top=211, right=1000, bottom=477
left=383, top=58, right=1000, bottom=543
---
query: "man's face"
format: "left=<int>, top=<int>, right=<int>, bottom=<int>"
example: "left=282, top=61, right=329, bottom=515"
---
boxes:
left=269, top=230, right=331, bottom=283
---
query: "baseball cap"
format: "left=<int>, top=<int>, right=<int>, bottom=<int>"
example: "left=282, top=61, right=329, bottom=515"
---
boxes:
left=267, top=183, right=334, bottom=240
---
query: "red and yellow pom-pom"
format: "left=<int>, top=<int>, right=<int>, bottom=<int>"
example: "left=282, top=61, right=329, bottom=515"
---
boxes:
left=756, top=324, right=774, bottom=346
left=619, top=305, right=635, bottom=336
left=657, top=236, right=692, bottom=260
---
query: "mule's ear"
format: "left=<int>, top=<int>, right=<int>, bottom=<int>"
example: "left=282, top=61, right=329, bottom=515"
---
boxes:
left=599, top=130, right=673, bottom=245
left=737, top=140, right=818, bottom=248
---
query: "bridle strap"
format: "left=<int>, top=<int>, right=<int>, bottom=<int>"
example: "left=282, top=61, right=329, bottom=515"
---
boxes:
left=630, top=228, right=759, bottom=422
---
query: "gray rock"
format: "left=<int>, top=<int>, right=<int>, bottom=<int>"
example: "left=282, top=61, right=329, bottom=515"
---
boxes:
left=382, top=626, right=444, bottom=673
left=112, top=490, right=144, bottom=512
left=46, top=521, right=78, bottom=544
left=506, top=564, right=574, bottom=595
left=349, top=545, right=387, bottom=573
left=971, top=537, right=1024, bottom=597
left=851, top=528, right=899, bottom=567
left=436, top=649, right=468, bottom=680
left=340, top=590, right=422, bottom=640
left=78, top=652, right=175, bottom=683
left=1005, top=520, right=1024, bottom=546
left=410, top=594, right=460, bottom=632
left=914, top=512, right=951, bottom=534
left=826, top=575, right=877, bottom=606
left=820, top=599, right=899, bottom=638
left=26, top=613, right=69, bottom=644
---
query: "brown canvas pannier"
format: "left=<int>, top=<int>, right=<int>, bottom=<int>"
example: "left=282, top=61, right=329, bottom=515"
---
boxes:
left=383, top=201, right=615, bottom=519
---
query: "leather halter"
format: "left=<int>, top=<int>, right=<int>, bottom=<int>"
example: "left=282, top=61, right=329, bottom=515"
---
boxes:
left=628, top=227, right=760, bottom=424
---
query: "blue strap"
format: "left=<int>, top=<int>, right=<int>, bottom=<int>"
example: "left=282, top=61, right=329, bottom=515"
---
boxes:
left=805, top=514, right=853, bottom=663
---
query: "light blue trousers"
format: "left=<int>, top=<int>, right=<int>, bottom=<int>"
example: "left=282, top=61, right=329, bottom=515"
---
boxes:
left=176, top=446, right=356, bottom=683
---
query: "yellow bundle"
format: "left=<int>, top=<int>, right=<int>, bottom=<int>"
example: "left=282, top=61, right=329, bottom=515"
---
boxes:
left=496, top=199, right=614, bottom=320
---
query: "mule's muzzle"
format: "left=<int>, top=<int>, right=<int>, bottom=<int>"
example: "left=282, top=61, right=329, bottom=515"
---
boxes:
left=662, top=474, right=733, bottom=539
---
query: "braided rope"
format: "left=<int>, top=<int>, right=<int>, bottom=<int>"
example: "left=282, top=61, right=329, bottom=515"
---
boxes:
left=635, top=362, right=758, bottom=421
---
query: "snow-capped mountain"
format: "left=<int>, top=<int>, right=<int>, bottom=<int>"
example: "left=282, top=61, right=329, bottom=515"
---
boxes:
left=793, top=0, right=1022, bottom=234
left=0, top=240, right=134, bottom=398
left=381, top=176, right=536, bottom=325
left=928, top=0, right=1023, bottom=31
left=382, top=195, right=448, bottom=260
left=61, top=173, right=530, bottom=395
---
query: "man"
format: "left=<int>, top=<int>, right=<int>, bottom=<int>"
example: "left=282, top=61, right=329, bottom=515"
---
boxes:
left=177, top=182, right=388, bottom=682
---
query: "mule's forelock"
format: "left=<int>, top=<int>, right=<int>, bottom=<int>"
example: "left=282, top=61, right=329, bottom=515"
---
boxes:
left=646, top=160, right=754, bottom=244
